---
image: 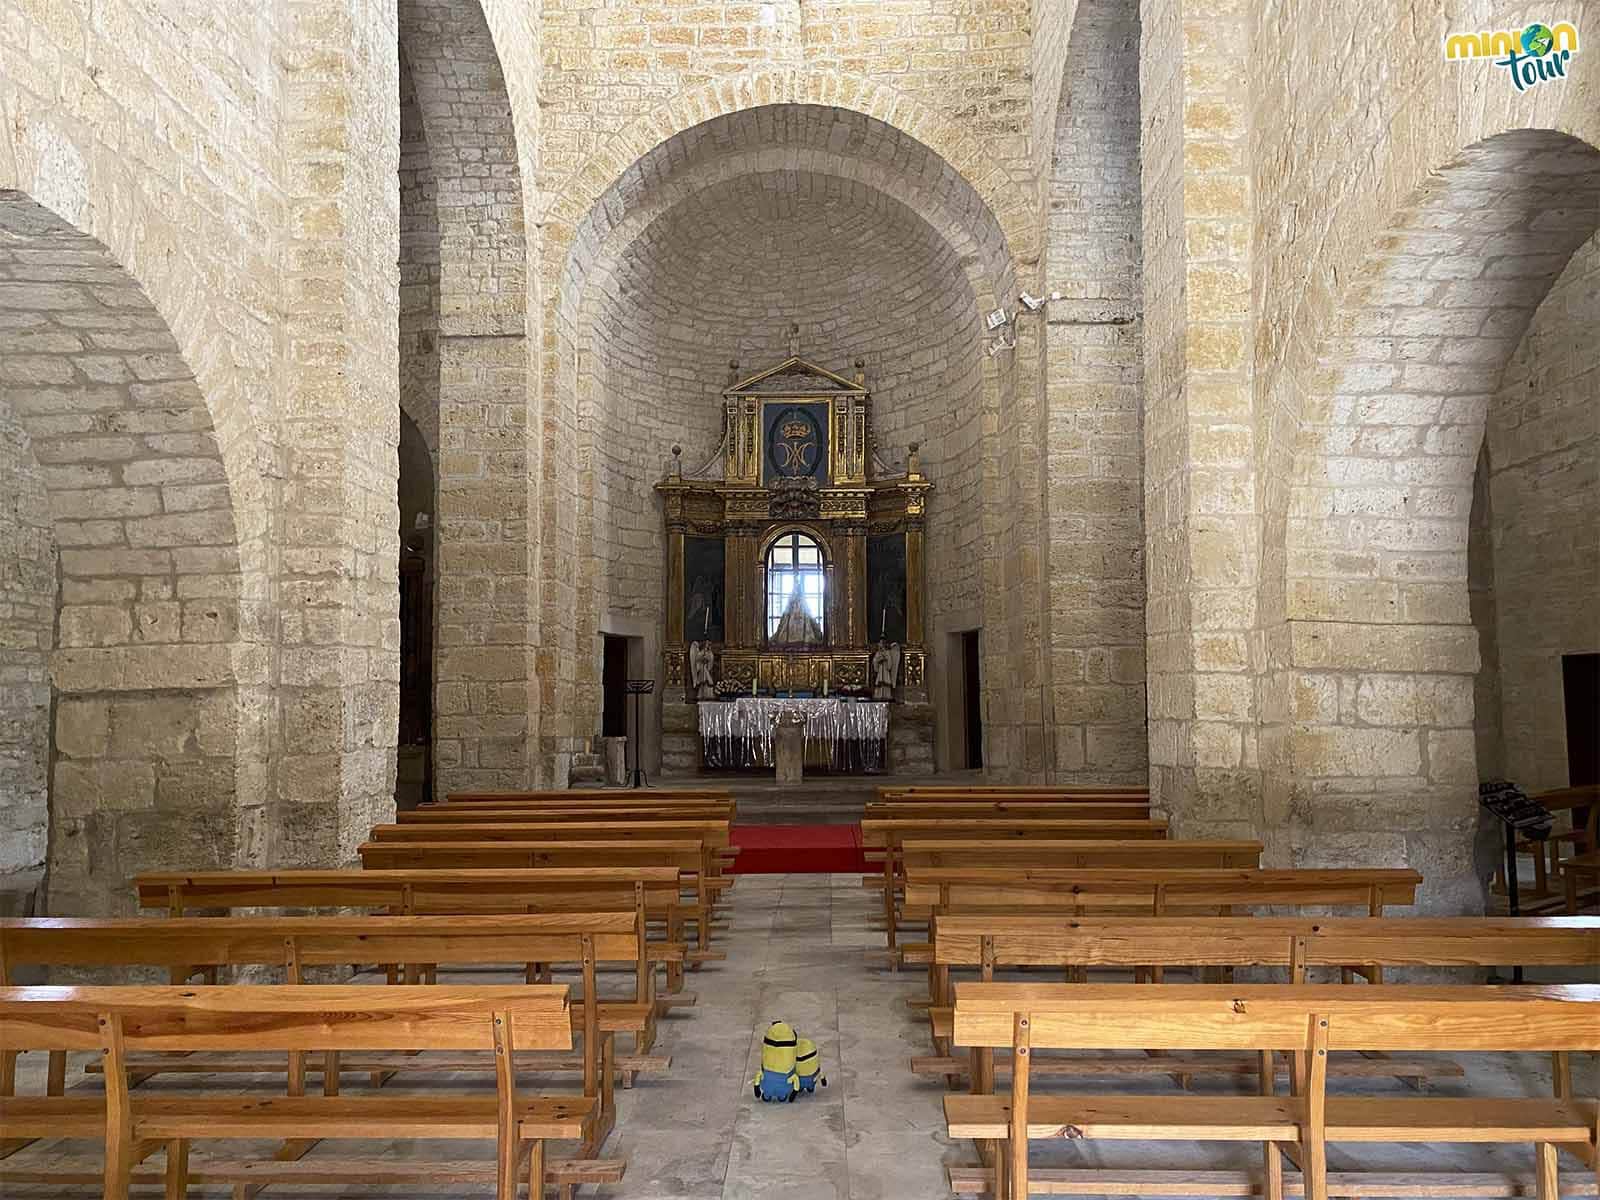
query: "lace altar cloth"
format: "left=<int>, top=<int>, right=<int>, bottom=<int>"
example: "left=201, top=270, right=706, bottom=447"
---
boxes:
left=697, top=697, right=888, bottom=771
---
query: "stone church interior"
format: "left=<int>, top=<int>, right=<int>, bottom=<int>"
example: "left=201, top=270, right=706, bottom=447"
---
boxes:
left=0, top=3, right=1596, bottom=1198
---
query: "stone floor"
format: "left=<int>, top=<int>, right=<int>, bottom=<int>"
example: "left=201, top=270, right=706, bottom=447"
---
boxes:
left=7, top=872, right=1596, bottom=1198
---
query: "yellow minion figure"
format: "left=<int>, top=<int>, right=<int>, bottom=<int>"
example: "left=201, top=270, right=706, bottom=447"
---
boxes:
left=752, top=1020, right=800, bottom=1102
left=795, top=1037, right=826, bottom=1093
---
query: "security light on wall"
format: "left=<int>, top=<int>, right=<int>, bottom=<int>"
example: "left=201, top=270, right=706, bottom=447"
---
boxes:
left=1018, top=291, right=1062, bottom=312
left=985, top=307, right=1010, bottom=331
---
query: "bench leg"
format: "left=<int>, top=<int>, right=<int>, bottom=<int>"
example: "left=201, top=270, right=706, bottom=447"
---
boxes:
left=46, top=1049, right=66, bottom=1096
left=1536, top=1141, right=1560, bottom=1200
left=164, top=1138, right=189, bottom=1200
left=527, top=1137, right=544, bottom=1199
left=1260, top=1051, right=1283, bottom=1200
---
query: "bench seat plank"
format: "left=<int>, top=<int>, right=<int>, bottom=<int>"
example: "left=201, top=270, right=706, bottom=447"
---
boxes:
left=2, top=1094, right=595, bottom=1141
left=946, top=1095, right=1598, bottom=1144
left=945, top=1167, right=1600, bottom=1197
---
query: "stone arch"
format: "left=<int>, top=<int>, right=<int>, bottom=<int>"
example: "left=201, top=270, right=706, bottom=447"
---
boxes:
left=399, top=0, right=538, bottom=793
left=553, top=102, right=1023, bottom=777
left=1040, top=0, right=1146, bottom=784
left=1262, top=129, right=1600, bottom=910
left=398, top=43, right=441, bottom=459
left=0, top=191, right=253, bottom=916
left=542, top=68, right=1038, bottom=268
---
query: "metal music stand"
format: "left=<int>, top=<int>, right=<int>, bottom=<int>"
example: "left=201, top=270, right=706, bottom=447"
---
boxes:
left=625, top=680, right=655, bottom=788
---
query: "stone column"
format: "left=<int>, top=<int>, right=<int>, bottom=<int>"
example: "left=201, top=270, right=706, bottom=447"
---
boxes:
left=1139, top=0, right=1259, bottom=840
left=273, top=0, right=402, bottom=863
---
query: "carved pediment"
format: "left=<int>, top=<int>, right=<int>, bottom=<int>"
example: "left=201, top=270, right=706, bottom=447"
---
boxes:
left=725, top=355, right=864, bottom=396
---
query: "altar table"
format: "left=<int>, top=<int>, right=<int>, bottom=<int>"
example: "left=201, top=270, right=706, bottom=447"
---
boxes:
left=698, top=697, right=888, bottom=773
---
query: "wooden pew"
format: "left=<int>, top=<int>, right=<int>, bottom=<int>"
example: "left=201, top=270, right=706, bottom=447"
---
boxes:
left=864, top=801, right=1153, bottom=822
left=442, top=788, right=732, bottom=804
left=134, top=868, right=699, bottom=990
left=882, top=842, right=1265, bottom=952
left=946, top=982, right=1600, bottom=1200
left=401, top=802, right=736, bottom=824
left=369, top=819, right=734, bottom=861
left=900, top=867, right=1415, bottom=943
left=0, top=984, right=589, bottom=1200
left=878, top=785, right=1149, bottom=798
left=0, top=914, right=668, bottom=1124
left=354, top=841, right=724, bottom=956
left=919, top=914, right=1596, bottom=1094
left=863, top=819, right=1172, bottom=952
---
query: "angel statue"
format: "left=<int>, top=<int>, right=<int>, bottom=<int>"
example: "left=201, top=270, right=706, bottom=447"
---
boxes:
left=689, top=640, right=717, bottom=701
left=871, top=641, right=901, bottom=701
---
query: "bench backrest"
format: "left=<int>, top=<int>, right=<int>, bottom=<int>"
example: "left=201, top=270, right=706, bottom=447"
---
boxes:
left=951, top=981, right=1600, bottom=1053
left=370, top=820, right=730, bottom=847
left=933, top=915, right=1600, bottom=971
left=0, top=914, right=646, bottom=981
left=135, top=868, right=685, bottom=917
left=0, top=984, right=573, bottom=1053
left=901, top=841, right=1263, bottom=873
left=878, top=786, right=1149, bottom=798
left=400, top=803, right=735, bottom=824
left=904, top=867, right=1419, bottom=913
left=864, top=802, right=1153, bottom=822
left=443, top=789, right=732, bottom=803
left=862, top=819, right=1170, bottom=846
left=357, top=840, right=707, bottom=873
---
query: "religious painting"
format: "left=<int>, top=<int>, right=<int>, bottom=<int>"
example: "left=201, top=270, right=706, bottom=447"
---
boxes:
left=867, top=532, right=908, bottom=645
left=684, top=536, right=726, bottom=643
left=762, top=401, right=829, bottom=486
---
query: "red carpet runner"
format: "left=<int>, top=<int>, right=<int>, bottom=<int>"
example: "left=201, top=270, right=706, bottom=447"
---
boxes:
left=727, top=824, right=866, bottom=874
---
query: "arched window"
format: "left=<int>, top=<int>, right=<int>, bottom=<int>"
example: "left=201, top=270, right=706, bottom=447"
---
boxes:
left=766, top=531, right=827, bottom=644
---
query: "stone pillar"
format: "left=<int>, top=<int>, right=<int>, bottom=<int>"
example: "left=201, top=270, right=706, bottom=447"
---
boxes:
left=273, top=0, right=402, bottom=864
left=401, top=0, right=539, bottom=793
left=1139, top=0, right=1259, bottom=839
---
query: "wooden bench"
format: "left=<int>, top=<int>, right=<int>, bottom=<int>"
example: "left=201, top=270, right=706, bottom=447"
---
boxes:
left=947, top=982, right=1600, bottom=1200
left=354, top=841, right=725, bottom=954
left=134, top=867, right=702, bottom=989
left=370, top=819, right=735, bottom=862
left=878, top=786, right=1150, bottom=798
left=442, top=788, right=733, bottom=804
left=882, top=843, right=1266, bottom=952
left=901, top=866, right=1416, bottom=923
left=864, top=801, right=1154, bottom=822
left=1565, top=850, right=1600, bottom=914
left=863, top=819, right=1173, bottom=951
left=919, top=914, right=1595, bottom=1094
left=0, top=912, right=668, bottom=1184
left=401, top=801, right=737, bottom=824
left=0, top=984, right=591, bottom=1200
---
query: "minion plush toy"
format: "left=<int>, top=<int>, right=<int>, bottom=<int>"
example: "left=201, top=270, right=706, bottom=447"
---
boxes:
left=752, top=1020, right=800, bottom=1102
left=795, top=1037, right=827, bottom=1093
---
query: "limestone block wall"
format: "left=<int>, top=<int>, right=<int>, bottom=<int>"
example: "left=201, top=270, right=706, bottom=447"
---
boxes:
left=558, top=103, right=1016, bottom=769
left=401, top=0, right=539, bottom=795
left=0, top=2, right=290, bottom=911
left=0, top=392, right=52, bottom=906
left=1044, top=0, right=1146, bottom=784
left=1246, top=3, right=1600, bottom=908
left=1486, top=232, right=1600, bottom=793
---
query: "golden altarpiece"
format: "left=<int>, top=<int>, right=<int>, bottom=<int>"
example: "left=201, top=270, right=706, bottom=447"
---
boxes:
left=657, top=352, right=931, bottom=705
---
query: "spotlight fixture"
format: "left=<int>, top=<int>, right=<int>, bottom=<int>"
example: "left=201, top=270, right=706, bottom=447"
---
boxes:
left=985, top=307, right=1010, bottom=331
left=1019, top=290, right=1062, bottom=313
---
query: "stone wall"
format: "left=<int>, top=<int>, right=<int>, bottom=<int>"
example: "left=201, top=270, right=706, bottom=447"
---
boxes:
left=0, top=387, right=52, bottom=910
left=1044, top=0, right=1146, bottom=784
left=555, top=100, right=1022, bottom=771
left=1486, top=232, right=1600, bottom=793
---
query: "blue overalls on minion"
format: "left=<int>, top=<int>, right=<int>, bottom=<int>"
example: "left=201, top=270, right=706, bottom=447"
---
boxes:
left=752, top=1020, right=800, bottom=1102
left=795, top=1037, right=826, bottom=1093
